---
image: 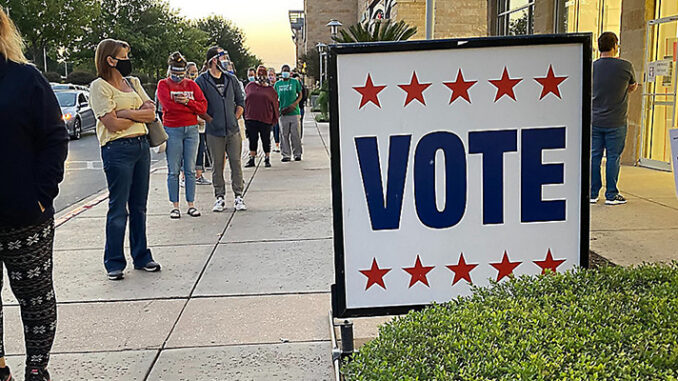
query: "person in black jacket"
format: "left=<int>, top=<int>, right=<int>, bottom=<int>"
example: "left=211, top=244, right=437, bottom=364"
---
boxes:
left=0, top=9, right=68, bottom=381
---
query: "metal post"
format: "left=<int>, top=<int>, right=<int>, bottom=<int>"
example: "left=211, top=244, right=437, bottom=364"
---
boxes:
left=43, top=45, right=47, bottom=73
left=64, top=61, right=68, bottom=78
left=339, top=320, right=354, bottom=355
left=319, top=51, right=324, bottom=87
left=426, top=0, right=435, bottom=39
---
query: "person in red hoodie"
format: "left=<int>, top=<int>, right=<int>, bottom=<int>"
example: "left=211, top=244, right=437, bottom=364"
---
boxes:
left=157, top=52, right=208, bottom=219
left=244, top=65, right=279, bottom=168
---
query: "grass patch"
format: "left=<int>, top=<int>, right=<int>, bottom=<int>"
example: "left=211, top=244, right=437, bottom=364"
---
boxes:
left=343, top=263, right=678, bottom=380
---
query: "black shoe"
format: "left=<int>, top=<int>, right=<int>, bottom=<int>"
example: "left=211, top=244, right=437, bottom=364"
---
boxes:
left=281, top=157, right=291, bottom=162
left=244, top=157, right=255, bottom=168
left=265, top=159, right=271, bottom=168
left=605, top=194, right=627, bottom=205
left=135, top=261, right=161, bottom=272
left=0, top=366, right=12, bottom=381
left=107, top=270, right=124, bottom=281
left=294, top=156, right=302, bottom=161
left=26, top=367, right=50, bottom=381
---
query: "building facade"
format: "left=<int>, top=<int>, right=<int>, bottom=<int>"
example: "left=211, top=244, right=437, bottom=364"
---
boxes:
left=293, top=0, right=678, bottom=167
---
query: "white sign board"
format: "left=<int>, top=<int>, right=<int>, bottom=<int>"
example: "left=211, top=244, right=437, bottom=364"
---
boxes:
left=670, top=128, right=678, bottom=198
left=329, top=36, right=591, bottom=318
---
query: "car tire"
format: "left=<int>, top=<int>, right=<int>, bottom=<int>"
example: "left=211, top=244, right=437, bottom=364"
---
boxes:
left=70, top=118, right=82, bottom=140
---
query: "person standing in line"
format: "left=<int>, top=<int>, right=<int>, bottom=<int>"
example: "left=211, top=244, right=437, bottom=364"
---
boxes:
left=0, top=9, right=67, bottom=380
left=268, top=67, right=281, bottom=152
left=90, top=39, right=161, bottom=280
left=195, top=46, right=247, bottom=212
left=157, top=52, right=208, bottom=219
left=245, top=65, right=280, bottom=169
left=187, top=62, right=212, bottom=185
left=275, top=64, right=303, bottom=162
left=590, top=31, right=638, bottom=206
left=292, top=72, right=308, bottom=139
left=246, top=67, right=256, bottom=84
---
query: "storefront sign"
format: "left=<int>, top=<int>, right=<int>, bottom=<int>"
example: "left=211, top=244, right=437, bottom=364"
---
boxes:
left=655, top=59, right=672, bottom=76
left=648, top=62, right=657, bottom=82
left=329, top=35, right=591, bottom=318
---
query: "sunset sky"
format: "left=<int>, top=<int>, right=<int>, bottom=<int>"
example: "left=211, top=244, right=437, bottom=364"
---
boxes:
left=168, top=0, right=304, bottom=70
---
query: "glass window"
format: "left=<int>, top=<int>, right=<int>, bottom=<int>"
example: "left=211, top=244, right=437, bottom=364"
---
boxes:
left=556, top=0, right=622, bottom=57
left=497, top=0, right=534, bottom=36
left=56, top=93, right=76, bottom=108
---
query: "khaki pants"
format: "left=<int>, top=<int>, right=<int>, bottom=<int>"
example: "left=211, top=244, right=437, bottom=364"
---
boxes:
left=207, top=133, right=244, bottom=198
left=279, top=115, right=302, bottom=159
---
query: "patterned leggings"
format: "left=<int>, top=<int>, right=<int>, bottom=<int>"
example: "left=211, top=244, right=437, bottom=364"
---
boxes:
left=0, top=219, right=57, bottom=368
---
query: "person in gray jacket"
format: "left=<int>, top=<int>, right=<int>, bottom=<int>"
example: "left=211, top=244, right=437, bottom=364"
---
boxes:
left=195, top=46, right=247, bottom=212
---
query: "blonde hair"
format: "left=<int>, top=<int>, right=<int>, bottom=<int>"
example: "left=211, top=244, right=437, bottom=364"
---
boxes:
left=0, top=8, right=28, bottom=64
left=95, top=39, right=130, bottom=80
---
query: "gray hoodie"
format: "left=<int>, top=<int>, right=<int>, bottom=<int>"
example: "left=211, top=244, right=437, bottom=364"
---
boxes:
left=195, top=71, right=245, bottom=137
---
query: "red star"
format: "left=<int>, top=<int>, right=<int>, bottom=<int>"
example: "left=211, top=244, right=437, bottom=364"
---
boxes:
left=490, top=251, right=522, bottom=282
left=534, top=249, right=566, bottom=275
left=446, top=253, right=478, bottom=285
left=359, top=258, right=391, bottom=290
left=443, top=69, right=477, bottom=104
left=353, top=74, right=387, bottom=109
left=489, top=67, right=523, bottom=102
left=403, top=255, right=435, bottom=288
left=534, top=65, right=568, bottom=99
left=398, top=71, right=431, bottom=106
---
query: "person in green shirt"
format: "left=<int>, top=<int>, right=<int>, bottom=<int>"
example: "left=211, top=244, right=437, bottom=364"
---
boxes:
left=274, top=64, right=303, bottom=161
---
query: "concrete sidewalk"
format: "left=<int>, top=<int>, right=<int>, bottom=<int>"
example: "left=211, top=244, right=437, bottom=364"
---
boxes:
left=2, top=117, right=336, bottom=380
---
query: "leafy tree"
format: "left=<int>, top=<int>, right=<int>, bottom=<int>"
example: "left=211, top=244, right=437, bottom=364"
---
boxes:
left=195, top=15, right=262, bottom=76
left=332, top=20, right=417, bottom=43
left=2, top=0, right=100, bottom=71
left=299, top=51, right=320, bottom=82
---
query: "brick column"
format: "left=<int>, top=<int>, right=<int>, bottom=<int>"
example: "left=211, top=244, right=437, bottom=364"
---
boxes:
left=533, top=0, right=556, bottom=34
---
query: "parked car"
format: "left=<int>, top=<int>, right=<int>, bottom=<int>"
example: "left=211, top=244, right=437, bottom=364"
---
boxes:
left=51, top=83, right=89, bottom=92
left=56, top=90, right=96, bottom=140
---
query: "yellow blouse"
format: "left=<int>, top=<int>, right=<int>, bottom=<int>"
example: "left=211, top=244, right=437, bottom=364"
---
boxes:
left=89, top=76, right=151, bottom=146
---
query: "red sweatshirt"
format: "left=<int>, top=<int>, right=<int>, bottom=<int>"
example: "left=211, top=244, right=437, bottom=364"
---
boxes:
left=157, top=78, right=208, bottom=127
left=245, top=82, right=279, bottom=125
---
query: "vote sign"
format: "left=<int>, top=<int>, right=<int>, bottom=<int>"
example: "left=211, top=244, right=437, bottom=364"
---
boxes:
left=329, top=35, right=592, bottom=318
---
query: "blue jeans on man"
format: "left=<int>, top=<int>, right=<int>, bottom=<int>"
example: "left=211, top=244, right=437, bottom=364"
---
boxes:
left=165, top=125, right=200, bottom=203
left=591, top=125, right=627, bottom=200
left=101, top=136, right=154, bottom=272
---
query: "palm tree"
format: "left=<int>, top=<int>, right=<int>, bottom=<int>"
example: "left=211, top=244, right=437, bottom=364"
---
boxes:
left=332, top=20, right=418, bottom=43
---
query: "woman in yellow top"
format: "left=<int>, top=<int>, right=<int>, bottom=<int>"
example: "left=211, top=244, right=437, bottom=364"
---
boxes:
left=89, top=39, right=162, bottom=281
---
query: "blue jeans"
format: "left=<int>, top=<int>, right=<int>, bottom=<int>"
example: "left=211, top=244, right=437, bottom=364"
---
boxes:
left=273, top=122, right=280, bottom=144
left=591, top=125, right=627, bottom=200
left=196, top=132, right=209, bottom=170
left=165, top=126, right=200, bottom=203
left=101, top=136, right=153, bottom=272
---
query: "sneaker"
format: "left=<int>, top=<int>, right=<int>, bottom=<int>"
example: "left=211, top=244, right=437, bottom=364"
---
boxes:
left=605, top=194, right=627, bottom=205
left=234, top=196, right=247, bottom=211
left=281, top=157, right=291, bottom=162
left=213, top=197, right=226, bottom=212
left=0, top=365, right=12, bottom=381
left=294, top=156, right=302, bottom=161
left=244, top=157, right=256, bottom=168
left=180, top=177, right=185, bottom=188
left=26, top=367, right=49, bottom=381
left=265, top=158, right=271, bottom=168
left=107, top=270, right=124, bottom=281
left=135, top=261, right=161, bottom=272
left=590, top=197, right=599, bottom=204
left=196, top=175, right=212, bottom=185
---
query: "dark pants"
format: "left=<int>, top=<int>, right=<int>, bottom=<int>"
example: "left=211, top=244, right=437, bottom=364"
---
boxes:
left=300, top=105, right=305, bottom=139
left=101, top=136, right=154, bottom=272
left=272, top=122, right=280, bottom=144
left=196, top=132, right=211, bottom=170
left=591, top=125, right=627, bottom=200
left=246, top=119, right=272, bottom=154
left=0, top=218, right=57, bottom=369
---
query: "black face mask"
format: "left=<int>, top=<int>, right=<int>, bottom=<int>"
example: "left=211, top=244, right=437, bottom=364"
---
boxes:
left=114, top=58, right=132, bottom=77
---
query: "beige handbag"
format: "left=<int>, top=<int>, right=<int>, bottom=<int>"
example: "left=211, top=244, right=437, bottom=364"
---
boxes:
left=125, top=78, right=168, bottom=147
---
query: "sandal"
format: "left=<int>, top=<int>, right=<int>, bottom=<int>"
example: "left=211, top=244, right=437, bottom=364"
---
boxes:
left=187, top=207, right=201, bottom=217
left=170, top=209, right=181, bottom=219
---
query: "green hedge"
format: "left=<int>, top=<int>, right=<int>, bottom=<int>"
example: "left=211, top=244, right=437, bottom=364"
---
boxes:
left=343, top=263, right=678, bottom=380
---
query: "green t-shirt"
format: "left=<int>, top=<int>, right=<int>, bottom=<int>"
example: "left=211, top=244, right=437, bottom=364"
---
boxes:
left=274, top=79, right=302, bottom=116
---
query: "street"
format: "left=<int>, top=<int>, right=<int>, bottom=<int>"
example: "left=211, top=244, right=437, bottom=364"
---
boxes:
left=55, top=131, right=163, bottom=213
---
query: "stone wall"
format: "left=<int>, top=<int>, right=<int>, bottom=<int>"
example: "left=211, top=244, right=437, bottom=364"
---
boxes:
left=304, top=0, right=360, bottom=55
left=533, top=0, right=556, bottom=34
left=433, top=0, right=488, bottom=38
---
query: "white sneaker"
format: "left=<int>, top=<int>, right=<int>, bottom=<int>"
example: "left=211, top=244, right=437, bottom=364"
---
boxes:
left=212, top=197, right=226, bottom=212
left=234, top=196, right=247, bottom=211
left=590, top=197, right=598, bottom=204
left=180, top=178, right=185, bottom=188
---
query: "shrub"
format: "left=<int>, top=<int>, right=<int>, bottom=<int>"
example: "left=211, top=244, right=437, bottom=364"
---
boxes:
left=66, top=71, right=96, bottom=86
left=343, top=263, right=678, bottom=380
left=44, top=71, right=62, bottom=83
left=315, top=114, right=329, bottom=123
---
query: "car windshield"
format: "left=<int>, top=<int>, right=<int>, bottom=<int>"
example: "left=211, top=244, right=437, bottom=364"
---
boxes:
left=56, top=92, right=77, bottom=107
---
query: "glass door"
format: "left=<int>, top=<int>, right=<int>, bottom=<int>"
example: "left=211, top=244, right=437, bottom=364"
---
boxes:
left=639, top=9, right=678, bottom=171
